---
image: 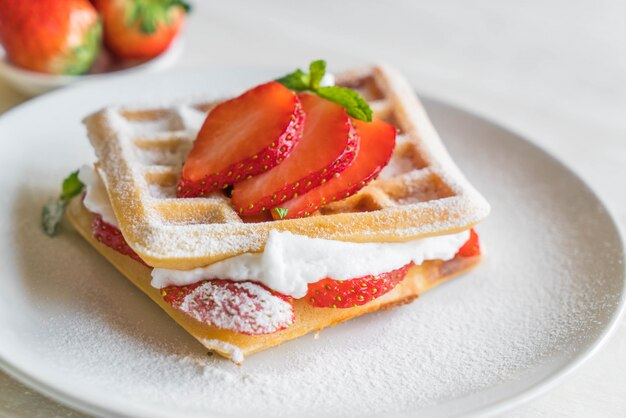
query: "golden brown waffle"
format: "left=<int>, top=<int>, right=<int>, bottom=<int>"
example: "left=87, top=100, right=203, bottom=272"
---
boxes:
left=83, top=65, right=490, bottom=270
left=67, top=198, right=480, bottom=363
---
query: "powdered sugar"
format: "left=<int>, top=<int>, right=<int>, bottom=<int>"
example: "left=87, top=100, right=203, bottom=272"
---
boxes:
left=176, top=281, right=294, bottom=335
left=379, top=155, right=415, bottom=178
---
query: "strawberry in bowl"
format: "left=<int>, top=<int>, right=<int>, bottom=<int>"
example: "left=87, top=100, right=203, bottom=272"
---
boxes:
left=0, top=0, right=102, bottom=75
left=0, top=0, right=189, bottom=96
left=93, top=0, right=190, bottom=60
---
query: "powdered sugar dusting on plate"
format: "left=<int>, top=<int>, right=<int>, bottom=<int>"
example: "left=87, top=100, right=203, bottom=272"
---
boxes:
left=1, top=86, right=623, bottom=417
left=15, top=115, right=621, bottom=417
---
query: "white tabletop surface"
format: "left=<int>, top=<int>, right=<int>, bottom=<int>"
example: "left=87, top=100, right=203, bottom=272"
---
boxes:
left=1, top=1, right=624, bottom=417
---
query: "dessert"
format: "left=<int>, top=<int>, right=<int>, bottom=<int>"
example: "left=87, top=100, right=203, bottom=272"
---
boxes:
left=44, top=61, right=490, bottom=364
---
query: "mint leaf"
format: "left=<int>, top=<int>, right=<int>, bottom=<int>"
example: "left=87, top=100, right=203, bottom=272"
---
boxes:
left=276, top=60, right=326, bottom=91
left=309, top=60, right=326, bottom=90
left=272, top=207, right=288, bottom=219
left=275, top=69, right=310, bottom=91
left=61, top=170, right=85, bottom=201
left=317, top=86, right=373, bottom=122
left=276, top=60, right=373, bottom=122
left=42, top=199, right=66, bottom=237
left=42, top=170, right=85, bottom=237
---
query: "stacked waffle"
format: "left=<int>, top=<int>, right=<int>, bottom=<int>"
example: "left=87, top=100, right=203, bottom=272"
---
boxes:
left=67, top=64, right=490, bottom=363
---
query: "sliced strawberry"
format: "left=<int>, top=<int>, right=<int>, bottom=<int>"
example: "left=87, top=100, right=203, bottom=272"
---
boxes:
left=457, top=228, right=480, bottom=257
left=161, top=279, right=295, bottom=335
left=306, top=263, right=413, bottom=309
left=92, top=214, right=148, bottom=266
left=232, top=93, right=359, bottom=216
left=177, top=81, right=304, bottom=197
left=274, top=118, right=396, bottom=219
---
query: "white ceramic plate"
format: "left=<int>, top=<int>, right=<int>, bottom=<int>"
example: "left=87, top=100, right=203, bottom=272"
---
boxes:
left=0, top=68, right=623, bottom=418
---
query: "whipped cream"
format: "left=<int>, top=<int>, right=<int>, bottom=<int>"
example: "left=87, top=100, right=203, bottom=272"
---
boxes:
left=80, top=162, right=469, bottom=300
left=78, top=165, right=118, bottom=228
left=151, top=229, right=470, bottom=298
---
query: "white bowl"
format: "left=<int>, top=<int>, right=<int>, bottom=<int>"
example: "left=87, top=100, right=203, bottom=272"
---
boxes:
left=0, top=38, right=183, bottom=96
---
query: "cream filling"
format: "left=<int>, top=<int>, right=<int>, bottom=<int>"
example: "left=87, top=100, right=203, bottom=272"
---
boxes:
left=151, top=230, right=469, bottom=299
left=78, top=165, right=119, bottom=228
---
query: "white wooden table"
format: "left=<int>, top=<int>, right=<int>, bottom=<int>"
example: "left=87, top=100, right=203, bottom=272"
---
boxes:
left=1, top=1, right=624, bottom=416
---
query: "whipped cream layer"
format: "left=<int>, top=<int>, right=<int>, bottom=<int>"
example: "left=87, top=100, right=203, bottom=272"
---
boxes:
left=78, top=165, right=118, bottom=228
left=151, top=229, right=470, bottom=298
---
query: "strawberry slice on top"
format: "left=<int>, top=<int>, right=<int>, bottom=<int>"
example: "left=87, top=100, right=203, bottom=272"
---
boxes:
left=232, top=93, right=359, bottom=217
left=274, top=118, right=396, bottom=219
left=177, top=81, right=304, bottom=197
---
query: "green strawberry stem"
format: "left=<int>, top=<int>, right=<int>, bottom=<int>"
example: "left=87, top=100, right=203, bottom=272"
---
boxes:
left=126, top=0, right=192, bottom=34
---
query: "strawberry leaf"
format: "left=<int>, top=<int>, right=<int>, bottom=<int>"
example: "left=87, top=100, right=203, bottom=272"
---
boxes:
left=65, top=21, right=102, bottom=75
left=126, top=0, right=190, bottom=34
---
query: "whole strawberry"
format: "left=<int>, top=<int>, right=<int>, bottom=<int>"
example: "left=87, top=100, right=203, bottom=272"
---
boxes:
left=0, top=0, right=102, bottom=74
left=94, top=0, right=190, bottom=60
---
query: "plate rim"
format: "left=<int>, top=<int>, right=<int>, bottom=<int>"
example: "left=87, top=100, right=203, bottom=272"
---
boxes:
left=0, top=67, right=624, bottom=418
left=419, top=98, right=626, bottom=417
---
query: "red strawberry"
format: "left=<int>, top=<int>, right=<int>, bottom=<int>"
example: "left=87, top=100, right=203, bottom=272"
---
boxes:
left=91, top=214, right=148, bottom=266
left=232, top=93, right=359, bottom=217
left=306, top=263, right=412, bottom=309
left=177, top=82, right=304, bottom=197
left=161, top=279, right=295, bottom=335
left=457, top=228, right=480, bottom=257
left=0, top=0, right=101, bottom=74
left=93, top=0, right=189, bottom=60
left=274, top=118, right=396, bottom=219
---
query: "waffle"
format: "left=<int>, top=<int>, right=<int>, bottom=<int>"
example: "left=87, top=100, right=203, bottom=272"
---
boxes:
left=67, top=198, right=481, bottom=363
left=83, top=65, right=490, bottom=270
